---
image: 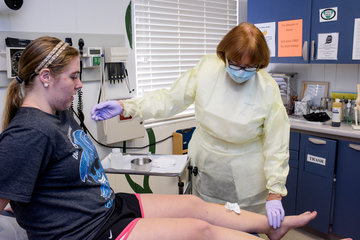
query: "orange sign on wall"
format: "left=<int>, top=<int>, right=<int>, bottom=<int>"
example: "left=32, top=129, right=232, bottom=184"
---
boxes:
left=278, top=19, right=303, bottom=57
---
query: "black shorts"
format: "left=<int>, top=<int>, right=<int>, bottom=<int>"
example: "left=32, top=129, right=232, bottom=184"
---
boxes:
left=94, top=193, right=143, bottom=240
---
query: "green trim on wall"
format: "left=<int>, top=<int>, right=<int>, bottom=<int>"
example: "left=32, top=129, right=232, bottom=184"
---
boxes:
left=146, top=128, right=156, bottom=154
left=123, top=128, right=156, bottom=193
left=125, top=1, right=132, bottom=49
left=125, top=174, right=152, bottom=193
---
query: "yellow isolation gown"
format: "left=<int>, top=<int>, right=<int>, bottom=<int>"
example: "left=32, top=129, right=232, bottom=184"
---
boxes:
left=123, top=55, right=290, bottom=214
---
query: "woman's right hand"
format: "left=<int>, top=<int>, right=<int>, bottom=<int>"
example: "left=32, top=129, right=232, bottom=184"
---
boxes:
left=91, top=100, right=123, bottom=121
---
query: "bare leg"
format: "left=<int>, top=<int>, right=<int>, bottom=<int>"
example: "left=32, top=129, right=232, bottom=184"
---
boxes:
left=129, top=218, right=263, bottom=240
left=129, top=194, right=316, bottom=240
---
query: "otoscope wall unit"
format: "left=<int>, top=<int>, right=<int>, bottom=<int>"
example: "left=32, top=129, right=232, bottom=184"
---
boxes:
left=82, top=47, right=102, bottom=68
left=104, top=47, right=129, bottom=85
left=0, top=31, right=129, bottom=87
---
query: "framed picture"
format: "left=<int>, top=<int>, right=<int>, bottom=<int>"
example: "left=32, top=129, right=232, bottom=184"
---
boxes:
left=300, top=81, right=329, bottom=106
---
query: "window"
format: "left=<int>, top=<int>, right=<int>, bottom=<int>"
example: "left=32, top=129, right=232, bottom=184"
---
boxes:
left=134, top=0, right=238, bottom=115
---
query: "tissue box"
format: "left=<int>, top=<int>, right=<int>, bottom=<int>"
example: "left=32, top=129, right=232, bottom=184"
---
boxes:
left=294, top=101, right=310, bottom=115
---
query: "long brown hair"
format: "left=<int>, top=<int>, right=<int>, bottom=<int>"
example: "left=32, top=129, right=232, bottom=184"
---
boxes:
left=2, top=36, right=79, bottom=130
left=216, top=22, right=270, bottom=69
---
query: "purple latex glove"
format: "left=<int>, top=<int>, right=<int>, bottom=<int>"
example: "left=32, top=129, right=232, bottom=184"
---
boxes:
left=91, top=100, right=123, bottom=121
left=265, top=200, right=285, bottom=229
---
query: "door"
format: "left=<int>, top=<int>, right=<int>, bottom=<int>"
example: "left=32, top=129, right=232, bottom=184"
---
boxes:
left=332, top=140, right=360, bottom=239
left=297, top=134, right=337, bottom=234
left=282, top=132, right=300, bottom=215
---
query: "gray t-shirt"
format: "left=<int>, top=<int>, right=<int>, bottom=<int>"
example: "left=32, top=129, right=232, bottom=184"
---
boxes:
left=0, top=107, right=115, bottom=239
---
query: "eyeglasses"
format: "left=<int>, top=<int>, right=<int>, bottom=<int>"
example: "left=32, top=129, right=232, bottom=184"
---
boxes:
left=227, top=59, right=259, bottom=72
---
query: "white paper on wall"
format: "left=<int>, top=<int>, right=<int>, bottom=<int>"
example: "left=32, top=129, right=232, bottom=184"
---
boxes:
left=352, top=18, right=360, bottom=60
left=255, top=22, right=276, bottom=57
left=317, top=32, right=339, bottom=60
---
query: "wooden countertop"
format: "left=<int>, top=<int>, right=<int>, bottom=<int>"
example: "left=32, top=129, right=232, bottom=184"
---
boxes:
left=289, top=115, right=360, bottom=142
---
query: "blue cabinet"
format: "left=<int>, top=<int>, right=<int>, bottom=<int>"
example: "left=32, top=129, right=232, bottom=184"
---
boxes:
left=296, top=134, right=337, bottom=234
left=248, top=0, right=311, bottom=63
left=284, top=131, right=359, bottom=237
left=282, top=132, right=300, bottom=215
left=332, top=140, right=360, bottom=239
left=310, top=0, right=360, bottom=63
left=248, top=0, right=360, bottom=64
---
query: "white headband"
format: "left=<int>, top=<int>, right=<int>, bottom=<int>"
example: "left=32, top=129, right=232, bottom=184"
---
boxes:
left=34, top=41, right=68, bottom=74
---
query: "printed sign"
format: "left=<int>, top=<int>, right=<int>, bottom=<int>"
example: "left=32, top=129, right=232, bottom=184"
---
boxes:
left=317, top=32, right=339, bottom=60
left=278, top=19, right=303, bottom=57
left=353, top=18, right=360, bottom=60
left=319, top=7, right=338, bottom=22
left=255, top=22, right=276, bottom=57
left=307, top=154, right=326, bottom=166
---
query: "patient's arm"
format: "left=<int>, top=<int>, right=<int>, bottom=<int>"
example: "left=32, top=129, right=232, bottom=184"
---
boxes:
left=0, top=198, right=10, bottom=212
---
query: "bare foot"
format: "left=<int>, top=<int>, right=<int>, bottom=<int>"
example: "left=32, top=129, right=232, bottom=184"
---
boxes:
left=266, top=211, right=317, bottom=240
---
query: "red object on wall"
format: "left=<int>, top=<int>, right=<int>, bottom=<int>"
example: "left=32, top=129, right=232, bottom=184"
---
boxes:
left=120, top=115, right=132, bottom=120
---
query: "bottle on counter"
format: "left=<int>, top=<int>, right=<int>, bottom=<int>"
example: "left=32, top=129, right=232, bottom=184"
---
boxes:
left=326, top=98, right=333, bottom=118
left=110, top=148, right=123, bottom=169
left=343, top=99, right=353, bottom=124
left=341, top=97, right=346, bottom=121
left=332, top=98, right=342, bottom=127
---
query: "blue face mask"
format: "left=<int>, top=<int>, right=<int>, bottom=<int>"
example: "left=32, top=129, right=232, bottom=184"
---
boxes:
left=225, top=60, right=257, bottom=83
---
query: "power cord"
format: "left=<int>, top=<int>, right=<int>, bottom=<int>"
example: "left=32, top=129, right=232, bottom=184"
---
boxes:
left=71, top=108, right=173, bottom=150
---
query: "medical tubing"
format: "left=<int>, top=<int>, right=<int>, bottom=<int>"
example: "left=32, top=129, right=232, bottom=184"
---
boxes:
left=124, top=70, right=131, bottom=93
left=71, top=108, right=172, bottom=149
left=97, top=54, right=106, bottom=104
left=77, top=38, right=87, bottom=133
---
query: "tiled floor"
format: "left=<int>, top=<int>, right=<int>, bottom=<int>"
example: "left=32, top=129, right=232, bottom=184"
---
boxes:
left=280, top=228, right=329, bottom=240
left=259, top=227, right=346, bottom=240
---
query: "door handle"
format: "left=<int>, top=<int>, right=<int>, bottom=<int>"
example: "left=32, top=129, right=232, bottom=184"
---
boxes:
left=308, top=137, right=326, bottom=145
left=349, top=144, right=360, bottom=151
left=310, top=40, right=315, bottom=61
left=302, top=41, right=308, bottom=62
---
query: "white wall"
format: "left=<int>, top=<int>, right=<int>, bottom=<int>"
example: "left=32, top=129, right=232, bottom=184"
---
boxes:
left=267, top=63, right=360, bottom=99
left=238, top=0, right=247, bottom=23
left=0, top=0, right=127, bottom=34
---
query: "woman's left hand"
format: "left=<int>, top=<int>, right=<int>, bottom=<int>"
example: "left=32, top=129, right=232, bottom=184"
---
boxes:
left=265, top=199, right=285, bottom=229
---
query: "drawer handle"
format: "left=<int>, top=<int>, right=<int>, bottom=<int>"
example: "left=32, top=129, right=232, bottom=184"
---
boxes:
left=349, top=144, right=360, bottom=151
left=308, top=137, right=326, bottom=145
left=302, top=41, right=308, bottom=61
left=310, top=40, right=315, bottom=61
